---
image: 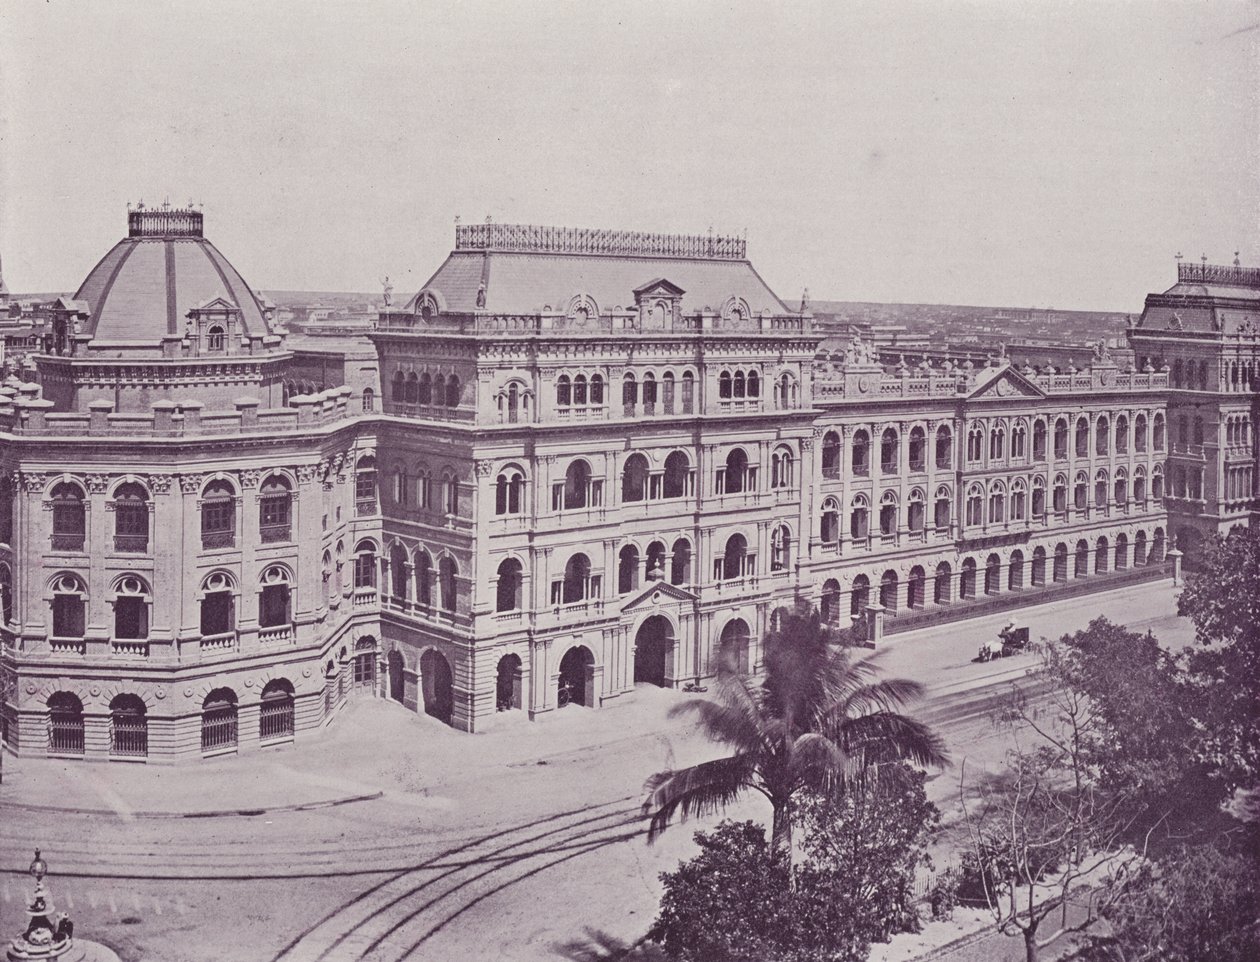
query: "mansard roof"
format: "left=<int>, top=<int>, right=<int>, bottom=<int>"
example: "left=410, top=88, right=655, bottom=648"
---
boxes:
left=406, top=222, right=789, bottom=316
left=1135, top=261, right=1260, bottom=336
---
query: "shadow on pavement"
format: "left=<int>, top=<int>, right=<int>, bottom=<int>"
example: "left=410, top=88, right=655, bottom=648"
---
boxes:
left=553, top=929, right=665, bottom=961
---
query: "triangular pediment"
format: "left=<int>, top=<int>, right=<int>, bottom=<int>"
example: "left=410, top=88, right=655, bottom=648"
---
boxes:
left=633, top=278, right=686, bottom=298
left=620, top=580, right=696, bottom=613
left=966, top=365, right=1046, bottom=401
left=189, top=296, right=239, bottom=313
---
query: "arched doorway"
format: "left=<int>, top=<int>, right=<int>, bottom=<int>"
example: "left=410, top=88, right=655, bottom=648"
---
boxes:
left=634, top=615, right=673, bottom=687
left=907, top=566, right=926, bottom=609
left=496, top=653, right=522, bottom=711
left=419, top=649, right=454, bottom=724
left=387, top=649, right=405, bottom=703
left=558, top=645, right=594, bottom=708
left=718, top=618, right=751, bottom=674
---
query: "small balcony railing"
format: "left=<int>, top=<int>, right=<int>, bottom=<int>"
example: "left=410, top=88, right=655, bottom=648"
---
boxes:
left=259, top=524, right=291, bottom=544
left=200, top=631, right=237, bottom=652
left=201, top=530, right=235, bottom=550
left=258, top=625, right=294, bottom=644
left=113, top=534, right=149, bottom=553
left=355, top=499, right=377, bottom=517
left=50, top=534, right=85, bottom=552
left=48, top=636, right=86, bottom=654
left=112, top=639, right=149, bottom=657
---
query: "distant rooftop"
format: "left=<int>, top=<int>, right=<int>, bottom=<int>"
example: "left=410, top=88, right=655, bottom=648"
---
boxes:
left=453, top=221, right=747, bottom=260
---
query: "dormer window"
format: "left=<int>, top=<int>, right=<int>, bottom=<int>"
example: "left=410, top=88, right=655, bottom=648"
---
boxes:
left=207, top=325, right=225, bottom=352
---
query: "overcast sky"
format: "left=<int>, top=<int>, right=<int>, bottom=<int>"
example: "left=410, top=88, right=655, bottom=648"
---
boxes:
left=1, top=1, right=1256, bottom=311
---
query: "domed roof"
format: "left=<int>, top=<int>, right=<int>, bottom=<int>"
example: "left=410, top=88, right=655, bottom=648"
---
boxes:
left=73, top=207, right=271, bottom=345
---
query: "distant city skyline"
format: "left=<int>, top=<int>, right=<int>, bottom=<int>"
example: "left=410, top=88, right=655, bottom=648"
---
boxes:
left=1, top=1, right=1256, bottom=312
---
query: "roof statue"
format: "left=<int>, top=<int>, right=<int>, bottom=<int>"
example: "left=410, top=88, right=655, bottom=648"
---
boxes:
left=1093, top=339, right=1111, bottom=361
left=799, top=287, right=810, bottom=313
left=846, top=331, right=875, bottom=365
left=380, top=276, right=393, bottom=307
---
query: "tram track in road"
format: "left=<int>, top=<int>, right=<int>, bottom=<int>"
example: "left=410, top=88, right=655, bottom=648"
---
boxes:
left=269, top=797, right=641, bottom=962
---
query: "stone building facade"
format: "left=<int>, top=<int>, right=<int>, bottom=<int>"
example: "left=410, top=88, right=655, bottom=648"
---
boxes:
left=0, top=213, right=1190, bottom=762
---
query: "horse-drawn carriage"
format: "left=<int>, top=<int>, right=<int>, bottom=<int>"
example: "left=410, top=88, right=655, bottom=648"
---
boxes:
left=978, top=621, right=1030, bottom=662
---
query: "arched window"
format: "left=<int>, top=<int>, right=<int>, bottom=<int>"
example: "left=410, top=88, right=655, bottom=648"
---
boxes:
left=391, top=370, right=405, bottom=402
left=1011, top=479, right=1027, bottom=521
left=200, top=571, right=235, bottom=638
left=821, top=579, right=842, bottom=624
left=618, top=544, right=640, bottom=594
left=934, top=486, right=951, bottom=530
left=985, top=553, right=1001, bottom=595
left=681, top=371, right=694, bottom=413
left=935, top=425, right=953, bottom=469
left=1133, top=530, right=1148, bottom=566
left=1053, top=543, right=1069, bottom=582
left=440, top=556, right=458, bottom=612
left=556, top=374, right=572, bottom=407
left=362, top=387, right=375, bottom=412
left=1031, top=475, right=1046, bottom=516
left=851, top=574, right=871, bottom=615
left=50, top=573, right=87, bottom=639
left=260, top=680, right=295, bottom=743
left=770, top=525, right=792, bottom=571
left=573, top=373, right=588, bottom=405
left=1032, top=420, right=1047, bottom=461
left=559, top=553, right=595, bottom=604
left=1153, top=413, right=1165, bottom=451
left=960, top=558, right=978, bottom=598
left=908, top=489, right=925, bottom=531
left=909, top=427, right=926, bottom=471
left=417, top=372, right=432, bottom=405
left=1094, top=469, right=1109, bottom=508
left=1075, top=539, right=1090, bottom=577
left=1011, top=421, right=1027, bottom=459
left=443, top=471, right=460, bottom=516
left=110, top=694, right=148, bottom=757
left=988, top=483, right=1005, bottom=524
left=559, top=459, right=595, bottom=510
left=433, top=373, right=447, bottom=406
left=721, top=533, right=750, bottom=581
left=414, top=548, right=432, bottom=608
left=206, top=325, right=226, bottom=352
left=879, top=491, right=898, bottom=536
left=1115, top=533, right=1129, bottom=570
left=820, top=497, right=840, bottom=543
left=1095, top=536, right=1110, bottom=573
left=989, top=423, right=1006, bottom=460
left=389, top=543, right=408, bottom=600
left=967, top=424, right=984, bottom=463
left=1074, top=472, right=1088, bottom=510
left=852, top=429, right=870, bottom=476
left=50, top=482, right=86, bottom=551
left=723, top=448, right=750, bottom=494
left=393, top=466, right=410, bottom=506
left=0, top=562, right=9, bottom=626
left=201, top=479, right=236, bottom=549
left=1095, top=416, right=1110, bottom=456
left=354, top=539, right=377, bottom=589
left=771, top=447, right=794, bottom=488
left=670, top=538, right=692, bottom=585
left=495, top=467, right=525, bottom=516
left=1193, top=416, right=1204, bottom=446
left=623, top=374, right=638, bottom=415
left=1114, top=470, right=1128, bottom=505
left=880, top=569, right=899, bottom=610
left=1075, top=417, right=1090, bottom=458
left=1178, top=414, right=1189, bottom=446
left=112, top=574, right=150, bottom=640
left=881, top=428, right=899, bottom=474
left=259, top=475, right=292, bottom=543
left=1054, top=417, right=1069, bottom=459
left=355, top=456, right=377, bottom=515
left=622, top=453, right=650, bottom=502
left=934, top=562, right=952, bottom=604
left=48, top=691, right=84, bottom=755
left=747, top=370, right=761, bottom=397
left=259, top=565, right=292, bottom=628
left=1053, top=473, right=1068, bottom=513
left=1133, top=467, right=1147, bottom=503
left=1115, top=415, right=1129, bottom=454
left=445, top=375, right=461, bottom=407
left=908, top=566, right=926, bottom=609
left=822, top=431, right=842, bottom=478
left=201, top=688, right=238, bottom=753
left=496, top=557, right=523, bottom=612
left=719, top=370, right=733, bottom=399
left=112, top=481, right=149, bottom=553
left=850, top=494, right=870, bottom=540
left=661, top=450, right=690, bottom=499
left=1134, top=413, right=1147, bottom=452
left=642, top=373, right=658, bottom=414
left=966, top=484, right=984, bottom=526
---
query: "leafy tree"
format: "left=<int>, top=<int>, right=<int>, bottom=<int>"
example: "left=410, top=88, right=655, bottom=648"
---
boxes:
left=795, top=761, right=939, bottom=942
left=642, top=609, right=947, bottom=865
left=1177, top=526, right=1260, bottom=792
left=1054, top=618, right=1221, bottom=827
left=1087, top=842, right=1260, bottom=962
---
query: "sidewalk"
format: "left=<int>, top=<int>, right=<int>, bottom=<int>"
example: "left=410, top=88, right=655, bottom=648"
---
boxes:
left=0, top=579, right=1188, bottom=821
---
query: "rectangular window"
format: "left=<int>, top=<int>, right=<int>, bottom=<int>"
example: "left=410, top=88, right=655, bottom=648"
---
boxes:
left=114, top=597, right=148, bottom=639
left=114, top=503, right=149, bottom=553
left=259, top=494, right=291, bottom=543
left=52, top=596, right=85, bottom=638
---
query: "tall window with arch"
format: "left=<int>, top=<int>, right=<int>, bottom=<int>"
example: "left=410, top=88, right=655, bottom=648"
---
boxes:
left=967, top=425, right=984, bottom=463
left=989, top=423, right=1006, bottom=460
left=1115, top=414, right=1129, bottom=454
left=642, top=373, right=658, bottom=415
left=935, top=425, right=953, bottom=469
left=1153, top=412, right=1165, bottom=451
left=353, top=540, right=377, bottom=589
left=681, top=371, right=695, bottom=413
left=199, top=571, right=235, bottom=638
left=1095, top=416, right=1110, bottom=456
left=1076, top=417, right=1090, bottom=458
left=881, top=428, right=900, bottom=474
left=200, top=479, right=236, bottom=550
left=770, top=525, right=792, bottom=571
left=112, top=574, right=150, bottom=640
left=966, top=484, right=984, bottom=526
left=879, top=492, right=898, bottom=537
left=1054, top=417, right=1069, bottom=459
left=50, top=482, right=87, bottom=552
left=622, top=453, right=650, bottom=503
left=909, top=426, right=926, bottom=471
left=934, top=486, right=951, bottom=530
left=259, top=475, right=292, bottom=543
left=820, top=497, right=840, bottom=544
left=495, top=467, right=525, bottom=516
left=670, top=538, right=693, bottom=585
left=439, top=556, right=458, bottom=612
left=771, top=447, right=794, bottom=489
left=1032, top=419, right=1047, bottom=461
left=355, top=456, right=377, bottom=516
left=822, top=431, right=842, bottom=478
left=850, top=494, right=870, bottom=541
left=1011, top=421, right=1027, bottom=459
left=259, top=565, right=292, bottom=629
left=663, top=450, right=691, bottom=498
left=112, top=482, right=149, bottom=553
left=719, top=533, right=751, bottom=581
left=622, top=374, right=637, bottom=416
left=496, top=557, right=523, bottom=612
left=908, top=489, right=926, bottom=532
left=50, top=573, right=87, bottom=640
left=852, top=429, right=871, bottom=476
left=721, top=448, right=752, bottom=494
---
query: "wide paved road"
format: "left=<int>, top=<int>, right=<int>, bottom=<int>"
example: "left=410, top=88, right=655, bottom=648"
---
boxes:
left=0, top=581, right=1190, bottom=962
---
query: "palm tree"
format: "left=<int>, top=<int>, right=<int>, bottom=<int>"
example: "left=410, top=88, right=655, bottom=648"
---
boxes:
left=642, top=609, right=948, bottom=866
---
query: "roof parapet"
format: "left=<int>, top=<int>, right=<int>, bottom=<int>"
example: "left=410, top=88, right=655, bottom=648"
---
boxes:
left=453, top=222, right=747, bottom=260
left=1176, top=261, right=1260, bottom=288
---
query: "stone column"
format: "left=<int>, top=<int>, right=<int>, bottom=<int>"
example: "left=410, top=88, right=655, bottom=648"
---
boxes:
left=864, top=603, right=885, bottom=648
left=1168, top=547, right=1184, bottom=585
